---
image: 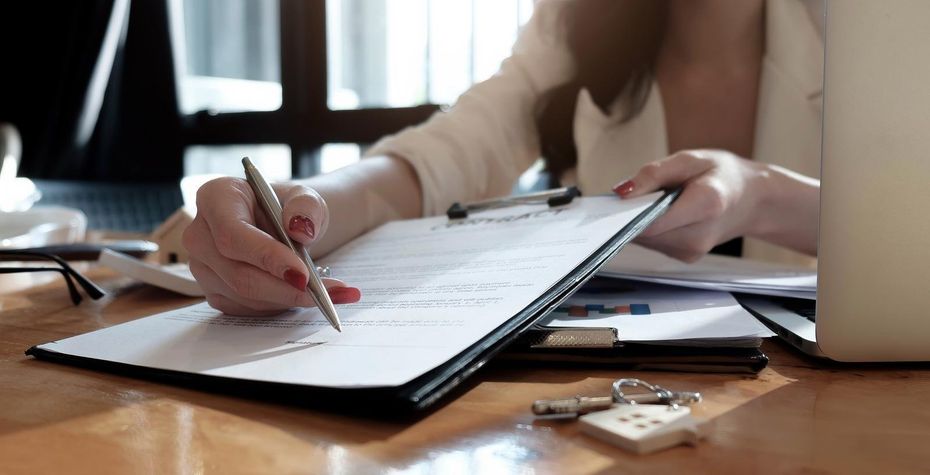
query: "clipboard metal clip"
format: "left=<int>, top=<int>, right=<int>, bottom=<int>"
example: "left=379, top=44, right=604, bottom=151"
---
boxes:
left=446, top=186, right=581, bottom=220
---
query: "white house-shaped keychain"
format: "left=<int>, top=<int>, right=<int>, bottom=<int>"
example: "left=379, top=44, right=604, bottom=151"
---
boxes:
left=577, top=378, right=709, bottom=454
left=579, top=403, right=708, bottom=454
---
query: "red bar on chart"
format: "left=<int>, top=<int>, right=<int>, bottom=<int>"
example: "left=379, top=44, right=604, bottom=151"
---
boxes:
left=568, top=306, right=588, bottom=317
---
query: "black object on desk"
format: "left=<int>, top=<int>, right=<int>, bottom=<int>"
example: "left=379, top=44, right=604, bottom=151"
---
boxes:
left=33, top=180, right=182, bottom=232
left=500, top=327, right=769, bottom=374
left=6, top=241, right=159, bottom=261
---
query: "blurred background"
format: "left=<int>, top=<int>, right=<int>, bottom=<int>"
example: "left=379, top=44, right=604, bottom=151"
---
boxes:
left=1, top=0, right=535, bottom=232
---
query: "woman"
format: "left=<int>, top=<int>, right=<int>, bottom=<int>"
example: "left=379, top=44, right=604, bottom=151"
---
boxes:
left=183, top=0, right=824, bottom=316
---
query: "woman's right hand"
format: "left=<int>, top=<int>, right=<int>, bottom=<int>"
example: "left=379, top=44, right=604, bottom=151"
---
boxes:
left=182, top=177, right=361, bottom=316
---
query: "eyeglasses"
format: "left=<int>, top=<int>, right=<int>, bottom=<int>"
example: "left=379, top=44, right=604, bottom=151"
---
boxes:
left=0, top=250, right=106, bottom=305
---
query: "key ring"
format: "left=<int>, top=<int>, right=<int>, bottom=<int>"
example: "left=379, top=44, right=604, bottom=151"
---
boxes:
left=611, top=378, right=702, bottom=409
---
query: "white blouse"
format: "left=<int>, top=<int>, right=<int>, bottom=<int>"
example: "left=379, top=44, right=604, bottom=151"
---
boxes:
left=366, top=0, right=824, bottom=266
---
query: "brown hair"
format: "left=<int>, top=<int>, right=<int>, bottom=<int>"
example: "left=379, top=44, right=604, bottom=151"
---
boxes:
left=536, top=0, right=668, bottom=181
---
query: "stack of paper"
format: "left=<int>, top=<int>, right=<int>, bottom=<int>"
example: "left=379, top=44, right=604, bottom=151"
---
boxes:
left=537, top=279, right=775, bottom=347
left=598, top=244, right=816, bottom=300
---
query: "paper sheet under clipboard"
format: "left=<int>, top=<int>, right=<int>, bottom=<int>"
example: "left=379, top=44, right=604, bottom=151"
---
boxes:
left=537, top=279, right=774, bottom=345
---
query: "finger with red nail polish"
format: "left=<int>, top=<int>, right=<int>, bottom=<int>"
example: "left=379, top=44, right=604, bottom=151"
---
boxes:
left=289, top=215, right=316, bottom=240
left=328, top=286, right=361, bottom=304
left=613, top=180, right=635, bottom=197
left=277, top=184, right=329, bottom=246
left=283, top=268, right=307, bottom=291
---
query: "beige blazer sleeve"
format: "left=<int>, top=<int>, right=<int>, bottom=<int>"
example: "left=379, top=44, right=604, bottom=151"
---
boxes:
left=364, top=0, right=575, bottom=217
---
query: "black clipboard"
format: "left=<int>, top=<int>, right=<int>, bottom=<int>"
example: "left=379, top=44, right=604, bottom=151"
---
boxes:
left=27, top=189, right=681, bottom=416
left=499, top=327, right=769, bottom=374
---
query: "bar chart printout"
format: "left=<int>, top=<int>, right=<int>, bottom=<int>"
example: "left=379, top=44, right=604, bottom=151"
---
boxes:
left=539, top=280, right=775, bottom=342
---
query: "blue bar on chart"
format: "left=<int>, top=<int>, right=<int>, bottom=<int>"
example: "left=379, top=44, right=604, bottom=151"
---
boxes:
left=630, top=304, right=651, bottom=315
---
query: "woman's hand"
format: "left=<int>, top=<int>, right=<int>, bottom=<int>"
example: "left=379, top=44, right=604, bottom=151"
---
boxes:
left=613, top=149, right=819, bottom=262
left=182, top=177, right=361, bottom=316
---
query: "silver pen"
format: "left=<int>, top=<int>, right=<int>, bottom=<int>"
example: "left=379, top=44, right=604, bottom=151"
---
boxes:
left=241, top=157, right=342, bottom=332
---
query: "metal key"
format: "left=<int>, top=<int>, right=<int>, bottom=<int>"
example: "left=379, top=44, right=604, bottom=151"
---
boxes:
left=532, top=378, right=702, bottom=416
left=532, top=395, right=615, bottom=415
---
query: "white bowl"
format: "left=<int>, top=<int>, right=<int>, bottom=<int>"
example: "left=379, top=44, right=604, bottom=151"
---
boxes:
left=0, top=177, right=42, bottom=212
left=0, top=206, right=87, bottom=249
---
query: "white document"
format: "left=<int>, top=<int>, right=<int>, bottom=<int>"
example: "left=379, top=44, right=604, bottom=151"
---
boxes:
left=36, top=195, right=661, bottom=389
left=537, top=280, right=774, bottom=343
left=599, top=244, right=817, bottom=299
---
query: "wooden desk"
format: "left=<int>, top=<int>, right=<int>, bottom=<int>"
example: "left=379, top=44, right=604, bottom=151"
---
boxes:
left=2, top=270, right=929, bottom=474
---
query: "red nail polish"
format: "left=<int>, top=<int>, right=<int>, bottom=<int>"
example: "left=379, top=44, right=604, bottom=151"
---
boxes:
left=328, top=286, right=361, bottom=304
left=613, top=180, right=635, bottom=196
left=283, top=269, right=307, bottom=291
left=289, top=215, right=316, bottom=240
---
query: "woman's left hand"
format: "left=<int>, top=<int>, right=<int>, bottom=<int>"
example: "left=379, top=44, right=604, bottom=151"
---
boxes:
left=612, top=149, right=774, bottom=262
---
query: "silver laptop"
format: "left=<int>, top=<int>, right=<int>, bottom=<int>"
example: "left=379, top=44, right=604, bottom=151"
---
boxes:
left=740, top=1, right=930, bottom=361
